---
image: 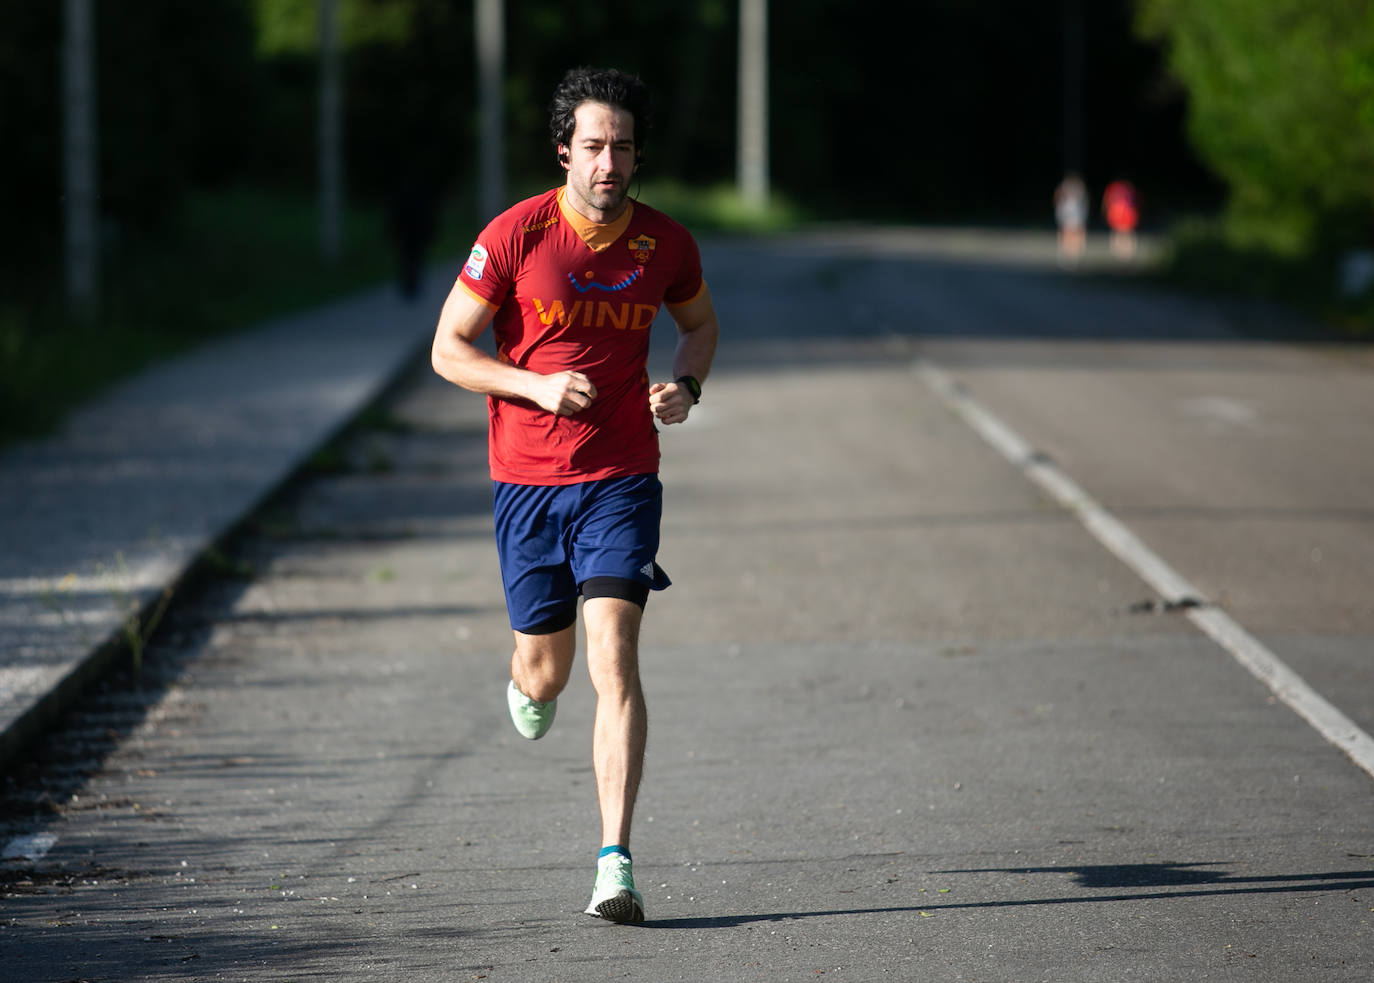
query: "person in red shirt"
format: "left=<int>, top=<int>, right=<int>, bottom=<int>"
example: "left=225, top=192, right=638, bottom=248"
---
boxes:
left=1102, top=179, right=1140, bottom=260
left=431, top=67, right=719, bottom=924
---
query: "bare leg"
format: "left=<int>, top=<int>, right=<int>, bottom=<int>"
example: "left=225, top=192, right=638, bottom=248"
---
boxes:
left=582, top=597, right=647, bottom=848
left=510, top=623, right=575, bottom=703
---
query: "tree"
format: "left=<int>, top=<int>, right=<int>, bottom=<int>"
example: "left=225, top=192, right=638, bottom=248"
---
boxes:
left=1138, top=0, right=1374, bottom=251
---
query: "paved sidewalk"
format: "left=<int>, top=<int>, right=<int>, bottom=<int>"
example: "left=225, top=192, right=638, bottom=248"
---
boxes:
left=0, top=270, right=453, bottom=771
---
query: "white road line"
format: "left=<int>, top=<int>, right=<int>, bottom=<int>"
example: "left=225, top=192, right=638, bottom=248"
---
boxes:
left=915, top=358, right=1374, bottom=783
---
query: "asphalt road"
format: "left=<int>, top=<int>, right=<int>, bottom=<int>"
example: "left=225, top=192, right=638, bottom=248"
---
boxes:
left=3, top=231, right=1372, bottom=981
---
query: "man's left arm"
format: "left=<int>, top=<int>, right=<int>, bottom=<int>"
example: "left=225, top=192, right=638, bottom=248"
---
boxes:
left=650, top=285, right=720, bottom=426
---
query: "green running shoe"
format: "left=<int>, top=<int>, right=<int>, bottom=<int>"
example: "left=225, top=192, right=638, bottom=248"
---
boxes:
left=506, top=680, right=556, bottom=740
left=584, top=852, right=644, bottom=924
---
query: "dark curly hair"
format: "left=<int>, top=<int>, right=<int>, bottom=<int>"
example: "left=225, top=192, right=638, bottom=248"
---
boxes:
left=548, top=67, right=653, bottom=160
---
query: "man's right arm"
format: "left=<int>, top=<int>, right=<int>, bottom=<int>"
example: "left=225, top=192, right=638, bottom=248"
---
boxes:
left=431, top=282, right=597, bottom=417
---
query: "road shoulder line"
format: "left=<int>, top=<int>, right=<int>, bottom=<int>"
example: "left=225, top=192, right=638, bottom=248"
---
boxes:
left=914, top=358, right=1374, bottom=783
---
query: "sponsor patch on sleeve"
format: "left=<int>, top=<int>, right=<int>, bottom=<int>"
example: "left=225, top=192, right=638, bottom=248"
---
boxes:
left=463, top=243, right=488, bottom=281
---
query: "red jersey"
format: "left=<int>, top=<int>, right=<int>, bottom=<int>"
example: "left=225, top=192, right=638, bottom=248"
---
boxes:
left=457, top=188, right=705, bottom=484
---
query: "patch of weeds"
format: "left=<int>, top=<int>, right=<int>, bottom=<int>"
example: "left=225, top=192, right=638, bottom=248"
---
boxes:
left=98, top=553, right=174, bottom=677
left=305, top=445, right=350, bottom=476
left=363, top=440, right=395, bottom=474
left=355, top=405, right=417, bottom=435
left=245, top=507, right=302, bottom=540
left=38, top=574, right=88, bottom=647
left=202, top=546, right=255, bottom=580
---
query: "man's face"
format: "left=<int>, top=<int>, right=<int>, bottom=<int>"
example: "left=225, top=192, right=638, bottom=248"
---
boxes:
left=560, top=101, right=637, bottom=222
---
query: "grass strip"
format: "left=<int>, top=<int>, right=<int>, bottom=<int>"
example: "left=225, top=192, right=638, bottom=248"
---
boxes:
left=0, top=186, right=467, bottom=446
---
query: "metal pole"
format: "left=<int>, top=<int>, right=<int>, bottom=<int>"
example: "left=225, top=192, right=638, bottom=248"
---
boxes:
left=63, top=0, right=99, bottom=318
left=737, top=0, right=769, bottom=210
left=476, top=0, right=506, bottom=222
left=319, top=0, right=342, bottom=260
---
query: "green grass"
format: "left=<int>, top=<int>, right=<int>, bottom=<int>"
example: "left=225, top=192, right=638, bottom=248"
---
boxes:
left=0, top=186, right=471, bottom=447
left=1149, top=215, right=1374, bottom=338
left=499, top=176, right=808, bottom=236
left=633, top=180, right=805, bottom=234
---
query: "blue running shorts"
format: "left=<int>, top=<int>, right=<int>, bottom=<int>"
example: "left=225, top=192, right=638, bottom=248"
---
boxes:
left=493, top=473, right=672, bottom=634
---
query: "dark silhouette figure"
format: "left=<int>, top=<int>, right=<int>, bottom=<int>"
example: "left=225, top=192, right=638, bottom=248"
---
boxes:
left=387, top=170, right=439, bottom=300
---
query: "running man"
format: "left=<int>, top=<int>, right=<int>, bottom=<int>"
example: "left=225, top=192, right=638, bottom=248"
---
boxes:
left=431, top=67, right=719, bottom=924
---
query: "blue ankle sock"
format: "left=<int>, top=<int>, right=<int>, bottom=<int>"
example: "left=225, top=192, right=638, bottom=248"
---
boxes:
left=599, top=845, right=631, bottom=862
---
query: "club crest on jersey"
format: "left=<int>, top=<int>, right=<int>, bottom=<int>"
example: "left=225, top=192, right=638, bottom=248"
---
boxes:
left=628, top=234, right=656, bottom=265
left=463, top=243, right=488, bottom=280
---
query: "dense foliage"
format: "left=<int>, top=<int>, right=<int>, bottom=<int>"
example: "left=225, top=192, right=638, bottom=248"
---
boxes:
left=1139, top=0, right=1374, bottom=253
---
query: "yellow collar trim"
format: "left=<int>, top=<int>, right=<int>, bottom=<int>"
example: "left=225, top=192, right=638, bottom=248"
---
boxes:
left=557, top=187, right=634, bottom=253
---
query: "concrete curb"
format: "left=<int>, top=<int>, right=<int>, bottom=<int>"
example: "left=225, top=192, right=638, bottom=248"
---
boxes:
left=0, top=270, right=452, bottom=773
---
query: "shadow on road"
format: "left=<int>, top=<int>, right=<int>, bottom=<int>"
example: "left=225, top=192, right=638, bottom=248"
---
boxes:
left=645, top=863, right=1374, bottom=929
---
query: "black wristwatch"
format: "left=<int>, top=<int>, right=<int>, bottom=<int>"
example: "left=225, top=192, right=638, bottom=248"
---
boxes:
left=675, top=375, right=702, bottom=404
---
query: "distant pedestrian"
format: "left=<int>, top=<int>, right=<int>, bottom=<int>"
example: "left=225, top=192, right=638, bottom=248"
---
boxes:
left=430, top=67, right=720, bottom=924
left=387, top=174, right=438, bottom=300
left=1102, top=179, right=1140, bottom=260
left=1054, top=173, right=1088, bottom=267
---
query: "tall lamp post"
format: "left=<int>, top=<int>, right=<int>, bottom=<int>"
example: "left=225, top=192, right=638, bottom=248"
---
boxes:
left=63, top=0, right=99, bottom=318
left=737, top=0, right=769, bottom=211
